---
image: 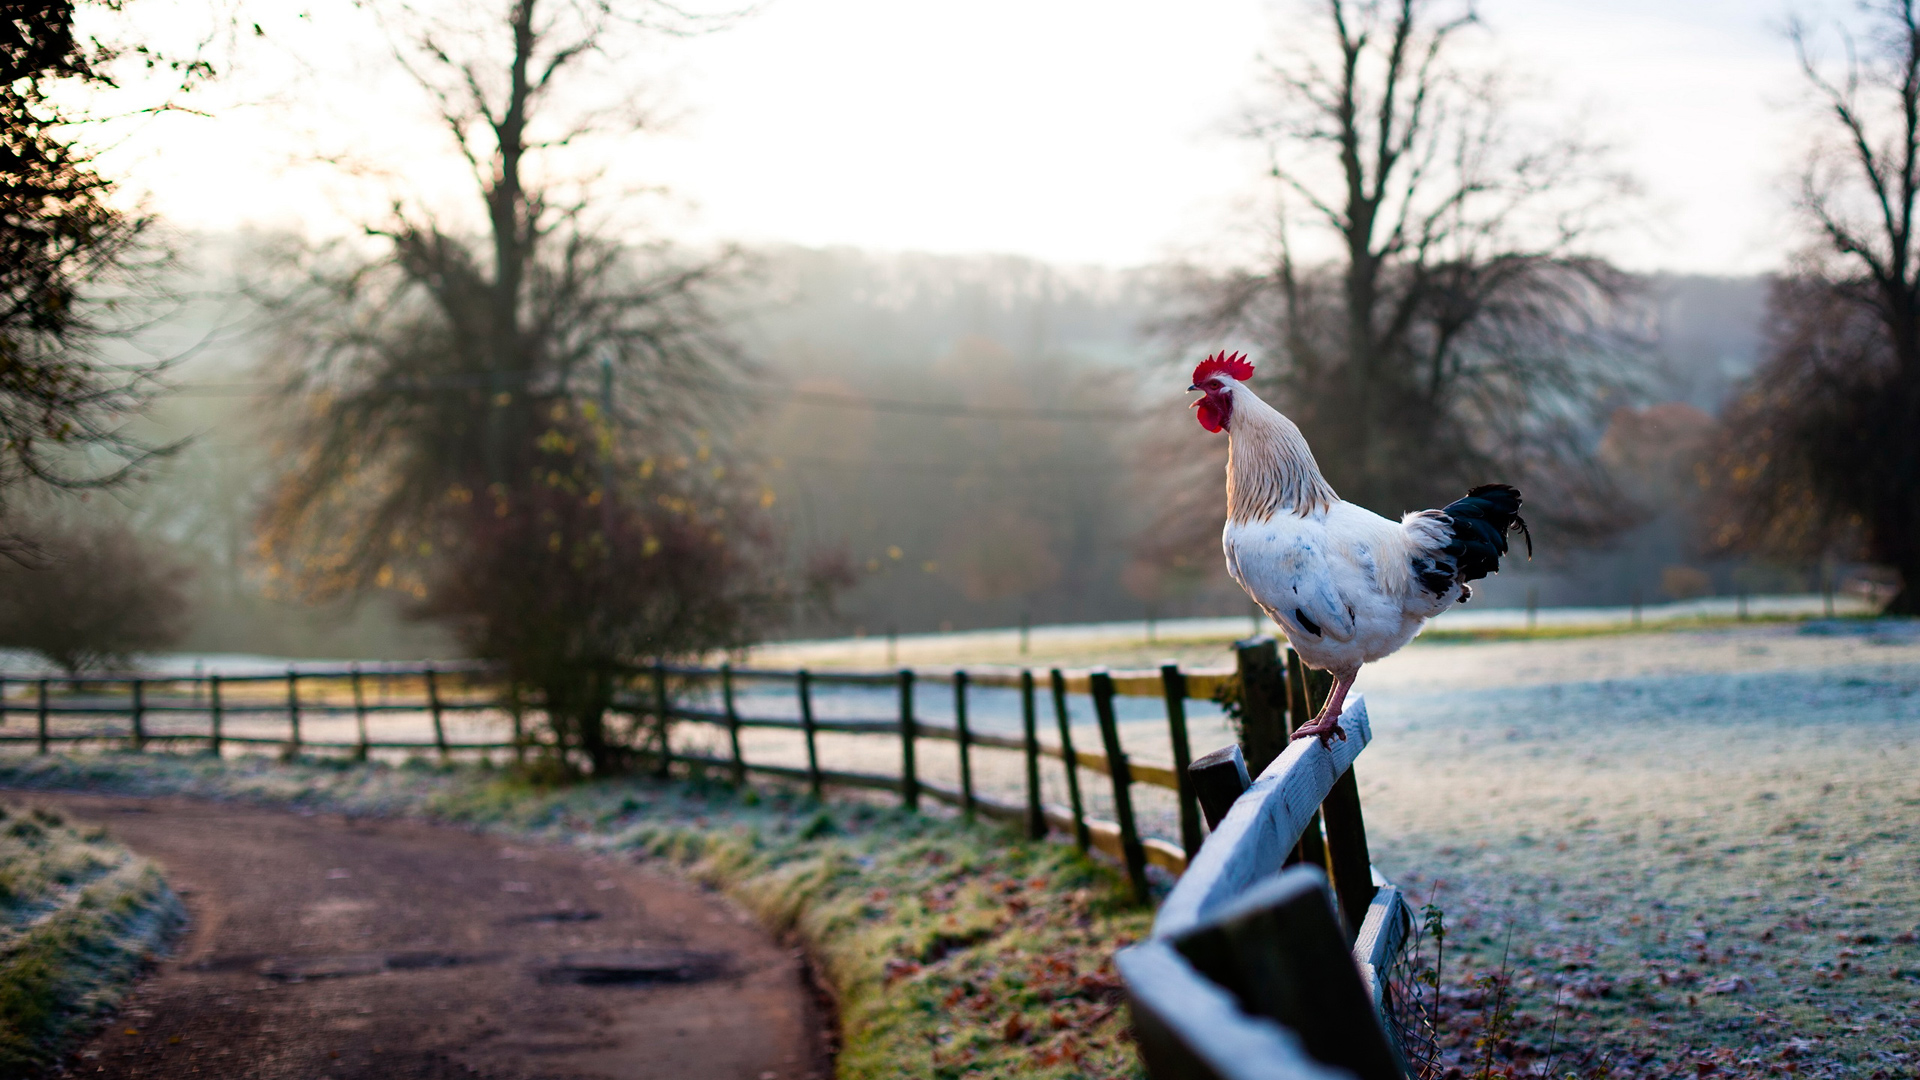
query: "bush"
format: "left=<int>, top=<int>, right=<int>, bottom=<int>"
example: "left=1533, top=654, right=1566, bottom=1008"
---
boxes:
left=0, top=519, right=192, bottom=677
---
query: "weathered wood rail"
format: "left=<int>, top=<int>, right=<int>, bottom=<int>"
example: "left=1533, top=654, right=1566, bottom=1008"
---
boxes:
left=1117, top=641, right=1418, bottom=1080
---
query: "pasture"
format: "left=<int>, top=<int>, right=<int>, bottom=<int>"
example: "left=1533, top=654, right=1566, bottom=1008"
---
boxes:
left=761, top=618, right=1920, bottom=1076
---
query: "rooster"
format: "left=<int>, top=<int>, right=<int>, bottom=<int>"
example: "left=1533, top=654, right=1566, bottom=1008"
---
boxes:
left=1188, top=351, right=1529, bottom=743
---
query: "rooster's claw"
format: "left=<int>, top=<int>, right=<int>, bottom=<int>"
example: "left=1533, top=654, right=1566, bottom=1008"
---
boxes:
left=1289, top=720, right=1346, bottom=745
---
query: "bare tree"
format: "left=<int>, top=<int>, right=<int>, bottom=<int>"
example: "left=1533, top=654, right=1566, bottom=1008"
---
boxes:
left=255, top=1, right=790, bottom=772
left=0, top=1, right=214, bottom=531
left=1704, top=3, right=1920, bottom=613
left=1153, top=0, right=1643, bottom=568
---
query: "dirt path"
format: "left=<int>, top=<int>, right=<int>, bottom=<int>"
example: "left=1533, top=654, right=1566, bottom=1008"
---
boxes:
left=20, top=793, right=830, bottom=1080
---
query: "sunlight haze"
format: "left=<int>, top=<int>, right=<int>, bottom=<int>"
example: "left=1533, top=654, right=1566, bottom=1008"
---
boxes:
left=102, top=0, right=1810, bottom=273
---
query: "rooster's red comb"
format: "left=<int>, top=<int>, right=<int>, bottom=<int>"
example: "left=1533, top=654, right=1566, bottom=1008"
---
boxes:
left=1192, top=351, right=1254, bottom=385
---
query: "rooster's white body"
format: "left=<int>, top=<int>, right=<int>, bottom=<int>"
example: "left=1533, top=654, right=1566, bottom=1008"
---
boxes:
left=1223, top=500, right=1459, bottom=679
left=1187, top=352, right=1527, bottom=740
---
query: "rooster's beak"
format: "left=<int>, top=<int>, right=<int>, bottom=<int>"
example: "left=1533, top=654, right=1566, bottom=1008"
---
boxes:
left=1187, top=383, right=1201, bottom=392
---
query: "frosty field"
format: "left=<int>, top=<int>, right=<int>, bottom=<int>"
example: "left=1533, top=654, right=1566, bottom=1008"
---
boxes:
left=756, top=618, right=1920, bottom=1076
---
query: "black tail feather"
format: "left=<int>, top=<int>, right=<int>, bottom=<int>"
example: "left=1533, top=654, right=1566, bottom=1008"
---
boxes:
left=1439, top=483, right=1529, bottom=582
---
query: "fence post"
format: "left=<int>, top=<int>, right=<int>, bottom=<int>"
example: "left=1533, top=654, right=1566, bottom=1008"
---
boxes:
left=1283, top=649, right=1331, bottom=871
left=1160, top=663, right=1203, bottom=858
left=1091, top=671, right=1149, bottom=903
left=208, top=675, right=224, bottom=757
left=1188, top=744, right=1252, bottom=830
left=1297, top=653, right=1376, bottom=938
left=1234, top=637, right=1289, bottom=777
left=721, top=663, right=745, bottom=787
left=508, top=681, right=526, bottom=765
left=350, top=663, right=370, bottom=761
left=1320, top=762, right=1377, bottom=941
left=425, top=665, right=447, bottom=763
left=129, top=679, right=146, bottom=752
left=797, top=669, right=822, bottom=799
left=36, top=679, right=49, bottom=755
left=1020, top=670, right=1044, bottom=840
left=0, top=675, right=7, bottom=727
left=954, top=670, right=974, bottom=820
left=651, top=663, right=671, bottom=778
left=285, top=668, right=302, bottom=758
left=1050, top=668, right=1090, bottom=852
left=896, top=669, right=919, bottom=810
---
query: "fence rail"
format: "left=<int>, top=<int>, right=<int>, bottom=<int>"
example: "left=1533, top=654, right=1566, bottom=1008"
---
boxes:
left=1117, top=644, right=1421, bottom=1080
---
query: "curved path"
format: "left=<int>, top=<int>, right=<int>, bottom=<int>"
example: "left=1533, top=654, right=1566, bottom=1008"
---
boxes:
left=24, top=793, right=830, bottom=1080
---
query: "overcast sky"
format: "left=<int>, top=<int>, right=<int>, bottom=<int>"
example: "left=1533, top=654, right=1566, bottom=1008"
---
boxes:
left=102, top=0, right=1825, bottom=275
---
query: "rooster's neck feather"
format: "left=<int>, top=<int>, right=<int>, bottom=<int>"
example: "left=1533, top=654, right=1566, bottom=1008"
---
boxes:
left=1225, top=385, right=1337, bottom=523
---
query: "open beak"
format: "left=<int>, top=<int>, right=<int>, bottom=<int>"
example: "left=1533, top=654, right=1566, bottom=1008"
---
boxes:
left=1187, top=383, right=1201, bottom=392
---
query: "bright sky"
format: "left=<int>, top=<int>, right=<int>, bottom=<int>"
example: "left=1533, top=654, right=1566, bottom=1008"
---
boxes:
left=100, top=0, right=1825, bottom=275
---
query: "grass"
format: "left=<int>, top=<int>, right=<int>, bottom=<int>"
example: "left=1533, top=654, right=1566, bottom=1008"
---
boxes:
left=1361, top=646, right=1920, bottom=1080
left=0, top=752, right=1152, bottom=1080
left=1411, top=613, right=1824, bottom=645
left=0, top=797, right=182, bottom=1074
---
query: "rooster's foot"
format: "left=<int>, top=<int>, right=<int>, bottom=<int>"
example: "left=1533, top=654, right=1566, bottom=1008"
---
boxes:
left=1289, top=718, right=1346, bottom=745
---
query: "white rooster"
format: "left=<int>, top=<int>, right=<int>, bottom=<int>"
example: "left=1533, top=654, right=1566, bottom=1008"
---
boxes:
left=1188, top=351, right=1530, bottom=742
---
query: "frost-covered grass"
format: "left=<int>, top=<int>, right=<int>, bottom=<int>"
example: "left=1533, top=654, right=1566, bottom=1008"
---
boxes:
left=1360, top=624, right=1920, bottom=1080
left=0, top=753, right=1151, bottom=1080
left=0, top=797, right=181, bottom=1074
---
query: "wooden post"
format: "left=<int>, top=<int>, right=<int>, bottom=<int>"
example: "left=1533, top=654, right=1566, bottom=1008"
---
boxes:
left=722, top=663, right=745, bottom=787
left=1188, top=744, right=1252, bottom=831
left=1091, top=670, right=1149, bottom=903
left=350, top=663, right=370, bottom=761
left=1283, top=649, right=1331, bottom=871
left=508, top=681, right=526, bottom=765
left=1320, top=763, right=1376, bottom=940
left=425, top=665, right=447, bottom=763
left=1020, top=669, right=1044, bottom=840
left=1234, top=637, right=1289, bottom=777
left=208, top=675, right=224, bottom=757
left=797, top=669, right=822, bottom=799
left=1295, top=656, right=1377, bottom=938
left=129, top=678, right=146, bottom=752
left=1161, top=663, right=1203, bottom=858
left=36, top=679, right=49, bottom=755
left=285, top=668, right=302, bottom=757
left=651, top=663, right=671, bottom=778
left=954, top=670, right=974, bottom=820
left=1050, top=668, right=1090, bottom=852
left=1170, top=868, right=1409, bottom=1080
left=0, top=675, right=7, bottom=727
left=897, top=669, right=918, bottom=811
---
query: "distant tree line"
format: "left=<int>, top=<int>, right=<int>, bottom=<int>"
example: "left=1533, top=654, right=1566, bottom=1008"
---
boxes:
left=1706, top=0, right=1920, bottom=614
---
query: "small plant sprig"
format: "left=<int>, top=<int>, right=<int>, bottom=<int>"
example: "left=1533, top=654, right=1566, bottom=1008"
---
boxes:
left=1421, top=896, right=1447, bottom=1034
left=1474, top=929, right=1518, bottom=1080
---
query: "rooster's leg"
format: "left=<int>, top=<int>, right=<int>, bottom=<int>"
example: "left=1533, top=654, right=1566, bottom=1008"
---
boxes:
left=1289, top=671, right=1356, bottom=745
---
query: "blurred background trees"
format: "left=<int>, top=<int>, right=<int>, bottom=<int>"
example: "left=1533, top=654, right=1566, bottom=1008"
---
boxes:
left=1705, top=1, right=1920, bottom=613
left=0, top=518, right=191, bottom=680
left=1150, top=0, right=1647, bottom=577
left=252, top=0, right=792, bottom=771
left=1, top=0, right=1893, bottom=676
left=0, top=0, right=198, bottom=533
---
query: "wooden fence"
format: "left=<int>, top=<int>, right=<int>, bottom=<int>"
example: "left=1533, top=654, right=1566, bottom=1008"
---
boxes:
left=0, top=639, right=1390, bottom=914
left=1116, top=648, right=1421, bottom=1080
